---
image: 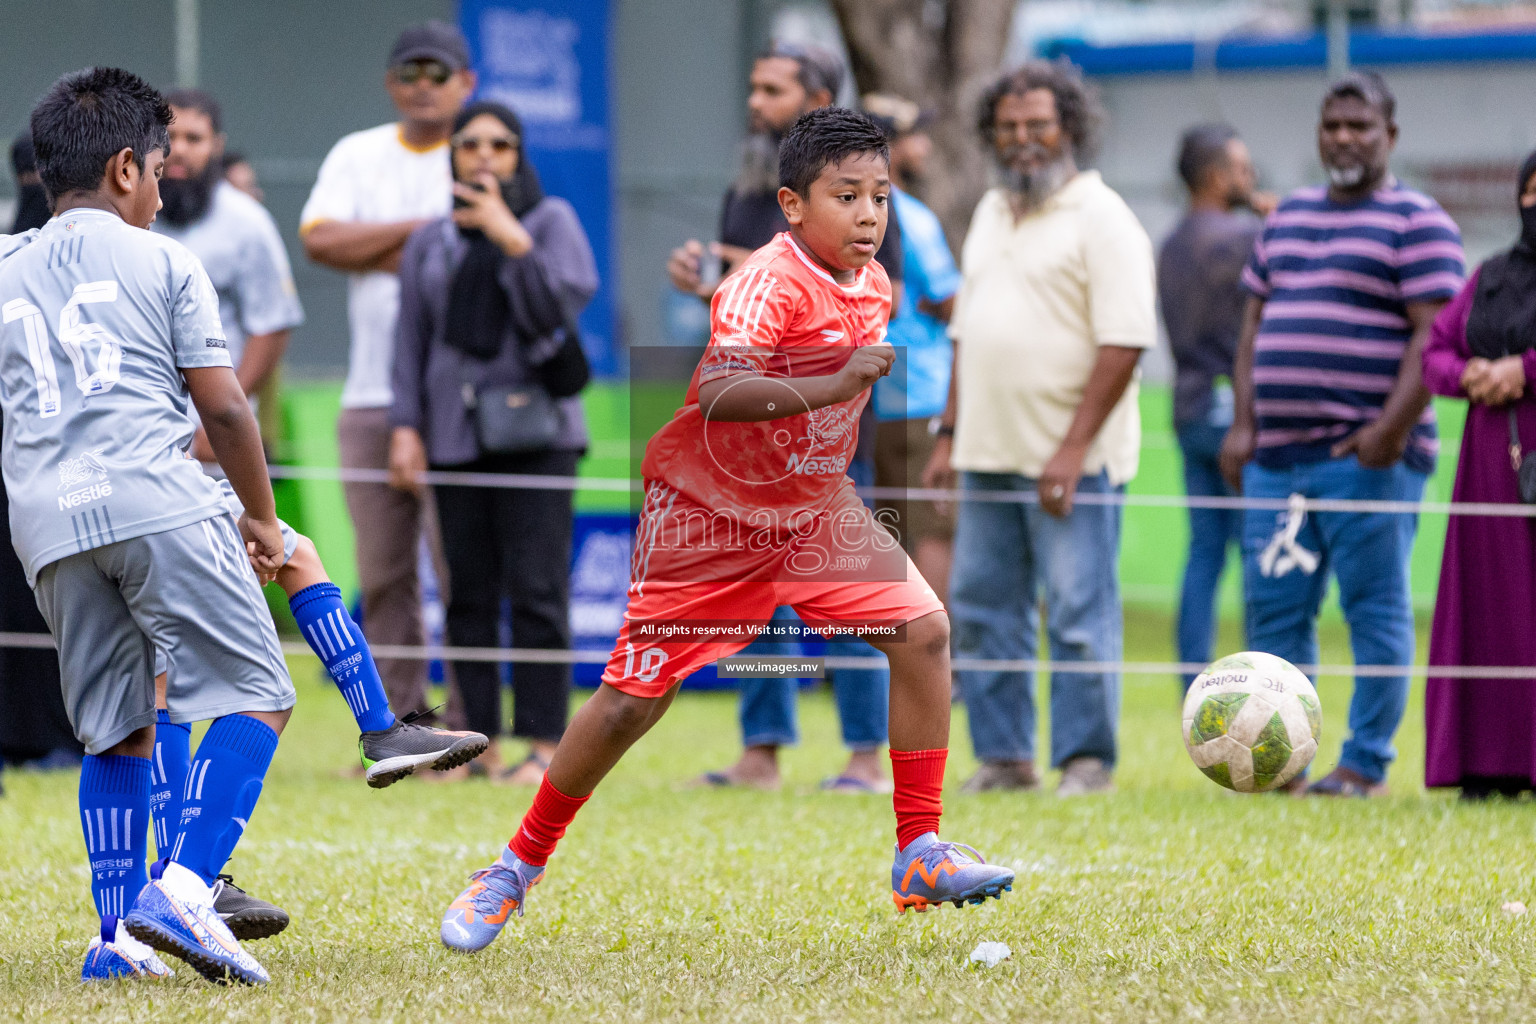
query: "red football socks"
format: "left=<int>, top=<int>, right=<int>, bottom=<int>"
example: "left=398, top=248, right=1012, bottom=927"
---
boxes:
left=890, top=748, right=947, bottom=850
left=508, top=776, right=590, bottom=867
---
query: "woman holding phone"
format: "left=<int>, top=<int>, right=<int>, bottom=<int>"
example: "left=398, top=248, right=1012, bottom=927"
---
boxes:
left=389, top=101, right=598, bottom=784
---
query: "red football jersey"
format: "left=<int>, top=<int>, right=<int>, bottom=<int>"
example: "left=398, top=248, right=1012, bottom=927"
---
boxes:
left=641, top=232, right=892, bottom=522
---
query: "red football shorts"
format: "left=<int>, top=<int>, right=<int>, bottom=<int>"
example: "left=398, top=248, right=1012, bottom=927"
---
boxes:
left=599, top=482, right=946, bottom=699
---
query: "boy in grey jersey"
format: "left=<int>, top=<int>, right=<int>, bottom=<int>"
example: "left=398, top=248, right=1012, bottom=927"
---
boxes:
left=0, top=67, right=287, bottom=986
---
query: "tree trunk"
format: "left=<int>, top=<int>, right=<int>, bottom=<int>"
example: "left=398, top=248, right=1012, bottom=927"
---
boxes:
left=828, top=0, right=1016, bottom=254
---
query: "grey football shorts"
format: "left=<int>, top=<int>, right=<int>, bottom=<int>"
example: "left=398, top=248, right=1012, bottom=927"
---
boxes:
left=35, top=514, right=296, bottom=755
left=152, top=488, right=299, bottom=679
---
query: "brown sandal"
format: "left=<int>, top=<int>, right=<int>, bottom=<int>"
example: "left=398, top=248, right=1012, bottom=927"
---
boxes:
left=495, top=752, right=550, bottom=786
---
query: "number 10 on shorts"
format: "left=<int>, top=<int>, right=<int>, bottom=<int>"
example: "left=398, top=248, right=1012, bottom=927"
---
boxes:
left=622, top=643, right=668, bottom=683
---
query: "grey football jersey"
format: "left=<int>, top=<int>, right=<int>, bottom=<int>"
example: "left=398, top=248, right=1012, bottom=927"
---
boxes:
left=152, top=182, right=303, bottom=369
left=0, top=208, right=233, bottom=583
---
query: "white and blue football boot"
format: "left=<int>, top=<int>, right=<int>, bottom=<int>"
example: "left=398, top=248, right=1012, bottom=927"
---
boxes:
left=124, top=860, right=269, bottom=985
left=81, top=917, right=173, bottom=981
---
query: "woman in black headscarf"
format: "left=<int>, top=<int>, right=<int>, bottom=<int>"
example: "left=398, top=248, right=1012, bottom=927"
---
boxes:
left=389, top=101, right=597, bottom=785
left=1422, top=150, right=1536, bottom=798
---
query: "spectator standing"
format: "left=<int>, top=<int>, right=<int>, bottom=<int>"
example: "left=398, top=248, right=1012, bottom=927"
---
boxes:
left=0, top=136, right=80, bottom=778
left=667, top=43, right=901, bottom=793
left=222, top=151, right=263, bottom=203
left=928, top=61, right=1155, bottom=796
left=153, top=89, right=302, bottom=465
left=865, top=93, right=961, bottom=604
left=9, top=134, right=49, bottom=233
left=1159, top=124, right=1271, bottom=689
left=389, top=101, right=596, bottom=784
left=1220, top=72, right=1464, bottom=797
left=1422, top=150, right=1536, bottom=798
left=301, top=21, right=474, bottom=720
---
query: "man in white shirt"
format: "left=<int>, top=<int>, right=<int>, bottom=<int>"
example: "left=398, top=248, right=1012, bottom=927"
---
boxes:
left=301, top=21, right=474, bottom=720
left=925, top=61, right=1155, bottom=796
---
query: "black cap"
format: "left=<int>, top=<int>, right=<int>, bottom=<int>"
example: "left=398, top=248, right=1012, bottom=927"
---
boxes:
left=389, top=20, right=471, bottom=71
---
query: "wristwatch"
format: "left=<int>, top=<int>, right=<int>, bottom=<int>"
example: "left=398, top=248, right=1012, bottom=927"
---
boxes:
left=928, top=416, right=954, bottom=439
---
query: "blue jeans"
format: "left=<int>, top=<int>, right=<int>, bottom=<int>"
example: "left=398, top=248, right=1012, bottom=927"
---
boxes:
left=735, top=608, right=890, bottom=750
left=1241, top=456, right=1425, bottom=783
left=736, top=460, right=890, bottom=751
left=1176, top=420, right=1243, bottom=690
left=950, top=471, right=1123, bottom=768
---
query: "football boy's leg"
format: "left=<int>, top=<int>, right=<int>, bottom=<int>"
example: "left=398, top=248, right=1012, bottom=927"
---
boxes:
left=867, top=611, right=1014, bottom=912
left=32, top=555, right=172, bottom=981
left=279, top=535, right=488, bottom=786
left=120, top=519, right=293, bottom=985
left=440, top=682, right=679, bottom=954
left=150, top=668, right=190, bottom=861
left=152, top=660, right=290, bottom=942
left=438, top=569, right=759, bottom=954
left=79, top=728, right=172, bottom=980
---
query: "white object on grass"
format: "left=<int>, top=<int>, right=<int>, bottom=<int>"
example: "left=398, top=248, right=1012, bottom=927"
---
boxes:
left=970, top=941, right=1011, bottom=968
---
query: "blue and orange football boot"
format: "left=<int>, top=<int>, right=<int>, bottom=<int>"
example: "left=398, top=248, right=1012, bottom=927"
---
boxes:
left=81, top=917, right=174, bottom=981
left=123, top=860, right=269, bottom=986
left=440, top=849, right=545, bottom=953
left=891, top=832, right=1014, bottom=913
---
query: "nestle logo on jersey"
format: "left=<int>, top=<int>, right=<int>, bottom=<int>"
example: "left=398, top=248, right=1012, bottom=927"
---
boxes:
left=57, top=449, right=108, bottom=490
left=58, top=482, right=112, bottom=510
left=205, top=337, right=227, bottom=349
left=785, top=453, right=848, bottom=475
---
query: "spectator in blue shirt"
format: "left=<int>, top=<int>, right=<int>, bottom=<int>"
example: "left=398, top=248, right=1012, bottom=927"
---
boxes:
left=865, top=94, right=962, bottom=603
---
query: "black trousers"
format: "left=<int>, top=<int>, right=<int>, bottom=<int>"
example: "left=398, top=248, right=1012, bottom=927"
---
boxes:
left=434, top=449, right=578, bottom=741
left=0, top=473, right=80, bottom=763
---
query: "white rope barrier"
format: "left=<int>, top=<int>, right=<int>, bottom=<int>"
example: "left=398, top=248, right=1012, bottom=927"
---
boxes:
left=263, top=464, right=1536, bottom=518
left=0, top=632, right=1527, bottom=680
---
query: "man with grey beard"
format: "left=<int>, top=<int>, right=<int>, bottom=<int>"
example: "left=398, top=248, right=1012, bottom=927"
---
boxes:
left=924, top=60, right=1155, bottom=796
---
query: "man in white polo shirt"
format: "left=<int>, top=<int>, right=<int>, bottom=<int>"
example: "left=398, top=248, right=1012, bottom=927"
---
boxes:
left=925, top=60, right=1155, bottom=796
left=300, top=21, right=474, bottom=720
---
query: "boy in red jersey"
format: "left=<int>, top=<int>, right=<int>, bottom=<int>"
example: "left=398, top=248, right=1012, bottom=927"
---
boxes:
left=439, top=109, right=1014, bottom=953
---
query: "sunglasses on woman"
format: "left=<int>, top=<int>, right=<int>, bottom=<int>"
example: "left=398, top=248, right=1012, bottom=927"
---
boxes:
left=392, top=59, right=453, bottom=86
left=452, top=133, right=518, bottom=154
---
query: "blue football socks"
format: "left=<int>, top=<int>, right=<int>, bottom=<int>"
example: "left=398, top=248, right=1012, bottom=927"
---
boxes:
left=170, top=713, right=279, bottom=885
left=290, top=582, right=396, bottom=733
left=79, top=754, right=151, bottom=928
left=150, top=709, right=191, bottom=860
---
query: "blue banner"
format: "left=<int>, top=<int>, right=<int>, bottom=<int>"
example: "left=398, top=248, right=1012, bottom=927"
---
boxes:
left=460, top=0, right=619, bottom=376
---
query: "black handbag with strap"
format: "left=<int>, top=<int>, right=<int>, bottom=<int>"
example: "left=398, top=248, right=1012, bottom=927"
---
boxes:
left=467, top=381, right=562, bottom=456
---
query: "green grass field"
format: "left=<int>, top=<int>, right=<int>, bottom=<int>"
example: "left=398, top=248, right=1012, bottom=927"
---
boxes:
left=3, top=608, right=1534, bottom=1023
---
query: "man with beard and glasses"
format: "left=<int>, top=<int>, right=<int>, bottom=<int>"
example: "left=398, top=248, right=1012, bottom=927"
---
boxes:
left=1219, top=72, right=1464, bottom=798
left=924, top=60, right=1155, bottom=797
left=1159, top=125, right=1275, bottom=693
left=153, top=89, right=302, bottom=466
left=667, top=44, right=905, bottom=795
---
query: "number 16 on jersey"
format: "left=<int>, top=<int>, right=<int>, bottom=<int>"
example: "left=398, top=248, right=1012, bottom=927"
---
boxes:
left=3, top=280, right=124, bottom=418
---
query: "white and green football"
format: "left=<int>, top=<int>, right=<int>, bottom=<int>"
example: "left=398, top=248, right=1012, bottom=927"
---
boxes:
left=1181, top=652, right=1322, bottom=793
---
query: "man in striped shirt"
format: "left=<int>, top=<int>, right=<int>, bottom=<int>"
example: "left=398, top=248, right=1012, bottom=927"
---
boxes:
left=1220, top=72, right=1464, bottom=797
